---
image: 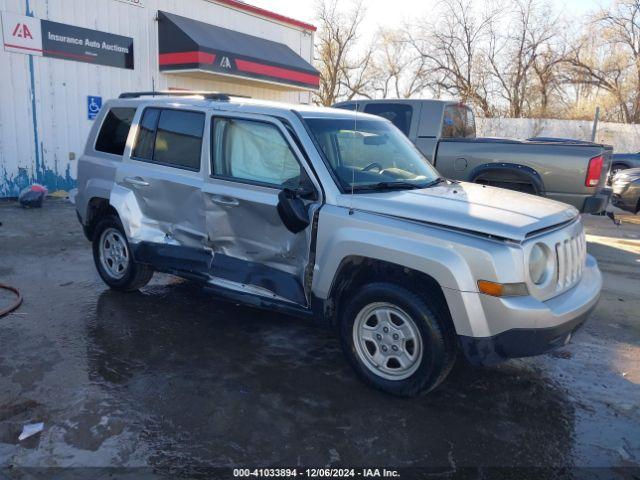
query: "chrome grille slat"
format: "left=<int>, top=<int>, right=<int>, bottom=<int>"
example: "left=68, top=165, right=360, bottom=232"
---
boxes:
left=571, top=237, right=580, bottom=283
left=555, top=230, right=586, bottom=291
left=556, top=241, right=565, bottom=288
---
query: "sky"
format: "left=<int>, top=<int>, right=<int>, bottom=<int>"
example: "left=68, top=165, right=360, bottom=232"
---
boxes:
left=247, top=0, right=604, bottom=37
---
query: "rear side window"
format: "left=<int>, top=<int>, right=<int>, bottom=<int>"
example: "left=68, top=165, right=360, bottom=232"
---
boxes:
left=95, top=108, right=136, bottom=155
left=132, top=108, right=205, bottom=171
left=363, top=103, right=413, bottom=136
left=442, top=104, right=476, bottom=138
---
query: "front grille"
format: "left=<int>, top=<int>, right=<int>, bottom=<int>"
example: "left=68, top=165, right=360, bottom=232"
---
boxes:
left=555, top=230, right=587, bottom=290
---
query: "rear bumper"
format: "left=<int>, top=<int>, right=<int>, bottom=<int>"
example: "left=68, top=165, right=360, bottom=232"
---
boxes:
left=459, top=254, right=602, bottom=366
left=582, top=188, right=611, bottom=214
left=547, top=189, right=610, bottom=214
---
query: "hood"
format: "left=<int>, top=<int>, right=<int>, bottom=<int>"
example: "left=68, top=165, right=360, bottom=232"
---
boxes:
left=337, top=181, right=579, bottom=242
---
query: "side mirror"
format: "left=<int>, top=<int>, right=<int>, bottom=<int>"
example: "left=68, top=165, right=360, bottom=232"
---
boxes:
left=277, top=188, right=311, bottom=233
left=297, top=177, right=318, bottom=201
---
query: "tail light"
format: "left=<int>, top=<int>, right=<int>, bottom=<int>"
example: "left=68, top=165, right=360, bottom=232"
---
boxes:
left=585, top=155, right=604, bottom=187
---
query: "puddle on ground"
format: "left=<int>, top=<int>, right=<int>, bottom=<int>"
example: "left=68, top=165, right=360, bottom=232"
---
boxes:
left=85, top=283, right=576, bottom=473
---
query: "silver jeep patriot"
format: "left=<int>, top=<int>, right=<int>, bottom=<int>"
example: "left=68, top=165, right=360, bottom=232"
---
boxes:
left=76, top=92, right=602, bottom=397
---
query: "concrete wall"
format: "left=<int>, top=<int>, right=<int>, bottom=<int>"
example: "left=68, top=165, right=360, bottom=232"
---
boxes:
left=0, top=0, right=315, bottom=196
left=476, top=117, right=640, bottom=154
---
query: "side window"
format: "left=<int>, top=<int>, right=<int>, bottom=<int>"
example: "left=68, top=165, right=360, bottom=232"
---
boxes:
left=132, top=108, right=205, bottom=171
left=95, top=108, right=136, bottom=155
left=212, top=118, right=301, bottom=188
left=154, top=110, right=205, bottom=170
left=132, top=108, right=160, bottom=160
left=363, top=103, right=413, bottom=136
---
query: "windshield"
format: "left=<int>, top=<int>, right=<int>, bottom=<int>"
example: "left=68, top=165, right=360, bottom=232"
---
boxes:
left=304, top=117, right=440, bottom=191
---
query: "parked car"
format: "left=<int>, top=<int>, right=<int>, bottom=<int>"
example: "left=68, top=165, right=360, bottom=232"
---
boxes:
left=610, top=152, right=640, bottom=176
left=333, top=99, right=612, bottom=214
left=76, top=92, right=602, bottom=397
left=611, top=168, right=640, bottom=214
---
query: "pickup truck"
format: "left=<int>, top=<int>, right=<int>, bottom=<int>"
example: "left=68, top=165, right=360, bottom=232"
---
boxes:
left=334, top=99, right=612, bottom=214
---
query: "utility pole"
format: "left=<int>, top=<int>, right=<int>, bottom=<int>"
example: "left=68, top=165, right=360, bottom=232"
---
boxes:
left=591, top=106, right=600, bottom=142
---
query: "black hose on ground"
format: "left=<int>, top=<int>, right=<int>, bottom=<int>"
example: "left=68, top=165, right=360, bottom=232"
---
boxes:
left=0, top=283, right=23, bottom=318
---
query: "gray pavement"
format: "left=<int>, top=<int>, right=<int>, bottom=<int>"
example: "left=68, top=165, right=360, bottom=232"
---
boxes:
left=0, top=199, right=638, bottom=478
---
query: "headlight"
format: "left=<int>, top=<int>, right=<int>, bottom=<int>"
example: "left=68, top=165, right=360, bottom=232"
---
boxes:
left=529, top=243, right=551, bottom=285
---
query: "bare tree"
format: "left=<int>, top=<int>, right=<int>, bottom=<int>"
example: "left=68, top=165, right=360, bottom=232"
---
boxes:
left=314, top=0, right=640, bottom=123
left=408, top=0, right=497, bottom=116
left=366, top=29, right=433, bottom=99
left=340, top=44, right=375, bottom=100
left=486, top=0, right=560, bottom=118
left=314, top=0, right=372, bottom=105
left=530, top=44, right=566, bottom=117
left=563, top=0, right=640, bottom=123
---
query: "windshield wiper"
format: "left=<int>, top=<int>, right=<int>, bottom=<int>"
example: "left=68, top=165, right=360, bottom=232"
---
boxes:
left=351, top=181, right=428, bottom=192
left=422, top=177, right=448, bottom=188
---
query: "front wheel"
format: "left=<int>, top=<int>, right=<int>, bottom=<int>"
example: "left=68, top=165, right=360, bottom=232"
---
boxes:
left=339, top=283, right=456, bottom=397
left=92, top=216, right=154, bottom=291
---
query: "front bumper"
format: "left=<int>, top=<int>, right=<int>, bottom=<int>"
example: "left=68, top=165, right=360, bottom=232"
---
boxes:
left=611, top=182, right=640, bottom=213
left=459, top=254, right=602, bottom=366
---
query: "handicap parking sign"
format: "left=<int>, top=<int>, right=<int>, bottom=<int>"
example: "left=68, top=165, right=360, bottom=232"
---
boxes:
left=87, top=96, right=102, bottom=120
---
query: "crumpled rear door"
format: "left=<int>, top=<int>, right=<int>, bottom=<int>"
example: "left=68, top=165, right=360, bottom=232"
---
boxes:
left=111, top=107, right=208, bottom=251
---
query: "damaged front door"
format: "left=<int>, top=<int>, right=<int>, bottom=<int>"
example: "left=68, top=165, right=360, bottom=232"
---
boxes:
left=203, top=114, right=321, bottom=306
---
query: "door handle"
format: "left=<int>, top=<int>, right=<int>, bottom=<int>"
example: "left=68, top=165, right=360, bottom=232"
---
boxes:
left=209, top=195, right=239, bottom=207
left=124, top=176, right=150, bottom=187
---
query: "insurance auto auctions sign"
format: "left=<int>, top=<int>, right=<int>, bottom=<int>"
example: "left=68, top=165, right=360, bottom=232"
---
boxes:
left=1, top=11, right=134, bottom=69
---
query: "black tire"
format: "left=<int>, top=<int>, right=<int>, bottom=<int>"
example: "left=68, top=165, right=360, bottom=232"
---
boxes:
left=339, top=282, right=457, bottom=397
left=92, top=215, right=154, bottom=291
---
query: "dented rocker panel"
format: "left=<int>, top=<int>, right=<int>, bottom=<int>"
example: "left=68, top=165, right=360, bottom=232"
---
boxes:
left=131, top=242, right=308, bottom=305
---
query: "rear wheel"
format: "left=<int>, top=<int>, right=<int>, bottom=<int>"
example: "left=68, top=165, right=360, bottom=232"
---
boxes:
left=92, top=216, right=153, bottom=291
left=339, top=282, right=456, bottom=397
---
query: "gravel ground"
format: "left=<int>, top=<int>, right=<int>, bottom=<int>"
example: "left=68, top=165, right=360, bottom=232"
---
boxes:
left=0, top=199, right=638, bottom=479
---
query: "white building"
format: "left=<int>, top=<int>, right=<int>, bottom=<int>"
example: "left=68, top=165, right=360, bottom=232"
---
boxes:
left=0, top=0, right=318, bottom=196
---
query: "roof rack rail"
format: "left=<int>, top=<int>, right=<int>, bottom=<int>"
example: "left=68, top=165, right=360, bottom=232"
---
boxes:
left=118, top=91, right=249, bottom=101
